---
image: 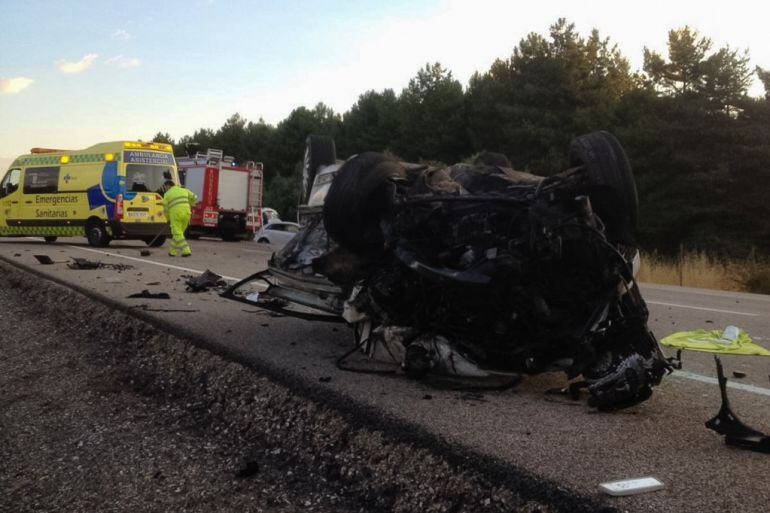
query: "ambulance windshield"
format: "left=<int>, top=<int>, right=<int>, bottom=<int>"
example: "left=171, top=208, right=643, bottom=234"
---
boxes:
left=126, top=164, right=174, bottom=194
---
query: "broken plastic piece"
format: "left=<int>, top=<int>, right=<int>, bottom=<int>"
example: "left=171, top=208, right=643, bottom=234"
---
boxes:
left=185, top=270, right=226, bottom=292
left=33, top=255, right=54, bottom=265
left=667, top=349, right=683, bottom=370
left=599, top=477, right=664, bottom=496
left=68, top=257, right=101, bottom=269
left=127, top=290, right=171, bottom=300
left=705, top=356, right=770, bottom=453
left=235, top=459, right=260, bottom=478
left=67, top=257, right=135, bottom=271
left=732, top=371, right=747, bottom=379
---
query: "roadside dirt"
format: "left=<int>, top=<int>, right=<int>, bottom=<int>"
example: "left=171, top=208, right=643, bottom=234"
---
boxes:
left=0, top=260, right=611, bottom=513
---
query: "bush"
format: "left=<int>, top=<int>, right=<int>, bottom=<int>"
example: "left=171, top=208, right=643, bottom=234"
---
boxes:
left=742, top=269, right=770, bottom=294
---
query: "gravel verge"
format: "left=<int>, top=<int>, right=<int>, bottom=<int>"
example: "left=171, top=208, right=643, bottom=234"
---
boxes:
left=0, top=258, right=614, bottom=513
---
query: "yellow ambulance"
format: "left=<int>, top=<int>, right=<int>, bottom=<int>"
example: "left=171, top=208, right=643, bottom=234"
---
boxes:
left=0, top=141, right=178, bottom=247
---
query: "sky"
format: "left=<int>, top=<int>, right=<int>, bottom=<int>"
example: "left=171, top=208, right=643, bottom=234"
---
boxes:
left=1, top=0, right=769, bottom=171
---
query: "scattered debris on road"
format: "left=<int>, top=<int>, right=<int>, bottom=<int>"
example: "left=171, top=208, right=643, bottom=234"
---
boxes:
left=67, top=257, right=135, bottom=271
left=127, top=290, right=171, bottom=300
left=185, top=270, right=226, bottom=292
left=235, top=458, right=260, bottom=478
left=140, top=249, right=151, bottom=256
left=706, top=356, right=770, bottom=453
left=128, top=304, right=198, bottom=313
left=1, top=258, right=598, bottom=513
left=732, top=371, right=747, bottom=379
left=68, top=257, right=101, bottom=269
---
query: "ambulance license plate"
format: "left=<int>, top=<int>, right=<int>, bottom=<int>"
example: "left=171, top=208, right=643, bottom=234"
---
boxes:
left=127, top=211, right=148, bottom=218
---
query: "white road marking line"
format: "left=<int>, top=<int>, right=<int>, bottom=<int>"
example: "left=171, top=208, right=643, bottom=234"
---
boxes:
left=647, top=300, right=759, bottom=317
left=241, top=248, right=275, bottom=254
left=66, top=245, right=242, bottom=282
left=671, top=370, right=770, bottom=397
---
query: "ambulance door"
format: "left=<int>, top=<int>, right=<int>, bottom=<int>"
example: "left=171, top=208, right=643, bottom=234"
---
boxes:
left=0, top=168, right=22, bottom=231
left=18, top=166, right=61, bottom=221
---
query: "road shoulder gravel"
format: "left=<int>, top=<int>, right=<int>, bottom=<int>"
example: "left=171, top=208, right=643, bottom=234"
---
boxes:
left=0, top=258, right=612, bottom=513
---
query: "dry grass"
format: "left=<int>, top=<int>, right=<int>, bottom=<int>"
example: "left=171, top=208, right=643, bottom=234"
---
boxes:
left=637, top=251, right=770, bottom=294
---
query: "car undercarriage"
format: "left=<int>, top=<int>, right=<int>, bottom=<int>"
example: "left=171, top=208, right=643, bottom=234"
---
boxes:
left=224, top=132, right=671, bottom=409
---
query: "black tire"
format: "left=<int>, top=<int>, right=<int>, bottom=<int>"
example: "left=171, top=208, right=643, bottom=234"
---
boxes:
left=219, top=219, right=239, bottom=242
left=323, top=152, right=405, bottom=254
left=302, top=135, right=336, bottom=205
left=473, top=151, right=511, bottom=167
left=143, top=235, right=166, bottom=247
left=569, top=131, right=638, bottom=244
left=85, top=220, right=111, bottom=247
left=43, top=236, right=57, bottom=243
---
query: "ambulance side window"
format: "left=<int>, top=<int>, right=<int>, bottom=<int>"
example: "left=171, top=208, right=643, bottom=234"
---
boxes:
left=0, top=168, right=21, bottom=197
left=23, top=166, right=60, bottom=194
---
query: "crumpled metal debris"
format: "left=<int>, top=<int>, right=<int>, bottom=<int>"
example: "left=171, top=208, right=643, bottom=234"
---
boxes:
left=363, top=327, right=490, bottom=378
left=127, top=290, right=171, bottom=300
left=706, top=356, right=770, bottom=453
left=68, top=257, right=100, bottom=269
left=185, top=270, right=226, bottom=292
left=226, top=133, right=670, bottom=409
left=128, top=303, right=197, bottom=312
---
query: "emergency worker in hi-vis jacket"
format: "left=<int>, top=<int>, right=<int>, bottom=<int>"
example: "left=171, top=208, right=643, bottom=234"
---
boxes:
left=162, top=180, right=198, bottom=257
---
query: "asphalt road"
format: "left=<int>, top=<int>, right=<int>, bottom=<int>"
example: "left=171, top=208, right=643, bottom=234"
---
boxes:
left=2, top=236, right=769, bottom=512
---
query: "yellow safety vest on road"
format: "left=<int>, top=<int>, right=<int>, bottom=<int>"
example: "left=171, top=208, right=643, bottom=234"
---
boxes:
left=661, top=326, right=770, bottom=356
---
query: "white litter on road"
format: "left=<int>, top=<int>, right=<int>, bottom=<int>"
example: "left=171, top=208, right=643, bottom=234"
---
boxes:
left=599, top=477, right=665, bottom=496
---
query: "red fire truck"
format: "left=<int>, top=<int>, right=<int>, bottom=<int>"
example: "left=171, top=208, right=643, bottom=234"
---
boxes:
left=176, top=149, right=264, bottom=241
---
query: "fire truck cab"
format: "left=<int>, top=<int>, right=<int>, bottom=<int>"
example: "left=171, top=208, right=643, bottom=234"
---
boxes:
left=176, top=149, right=263, bottom=241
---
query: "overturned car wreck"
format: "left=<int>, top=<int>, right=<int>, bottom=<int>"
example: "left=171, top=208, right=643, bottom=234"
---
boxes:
left=224, top=132, right=670, bottom=409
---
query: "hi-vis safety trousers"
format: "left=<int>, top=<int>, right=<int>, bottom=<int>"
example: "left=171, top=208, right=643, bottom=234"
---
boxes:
left=168, top=209, right=192, bottom=257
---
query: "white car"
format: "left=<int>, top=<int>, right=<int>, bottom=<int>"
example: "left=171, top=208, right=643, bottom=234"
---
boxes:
left=254, top=221, right=300, bottom=246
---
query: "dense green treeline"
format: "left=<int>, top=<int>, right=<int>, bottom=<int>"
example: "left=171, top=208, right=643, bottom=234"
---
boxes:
left=153, top=19, right=770, bottom=257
